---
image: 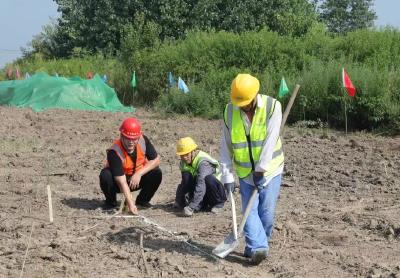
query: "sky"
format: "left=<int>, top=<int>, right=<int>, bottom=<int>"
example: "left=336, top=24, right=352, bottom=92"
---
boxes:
left=0, top=0, right=399, bottom=68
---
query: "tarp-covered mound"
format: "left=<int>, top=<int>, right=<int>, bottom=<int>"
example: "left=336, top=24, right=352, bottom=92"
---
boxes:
left=0, top=73, right=134, bottom=112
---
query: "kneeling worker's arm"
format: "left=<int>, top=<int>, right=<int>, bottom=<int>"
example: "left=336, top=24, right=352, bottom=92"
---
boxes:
left=114, top=175, right=138, bottom=214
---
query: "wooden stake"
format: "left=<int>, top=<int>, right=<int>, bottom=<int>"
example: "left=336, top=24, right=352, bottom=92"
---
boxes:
left=139, top=233, right=150, bottom=275
left=19, top=221, right=34, bottom=278
left=47, top=185, right=53, bottom=223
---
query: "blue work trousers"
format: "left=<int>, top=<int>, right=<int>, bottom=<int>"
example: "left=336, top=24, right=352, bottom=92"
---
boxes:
left=239, top=174, right=281, bottom=254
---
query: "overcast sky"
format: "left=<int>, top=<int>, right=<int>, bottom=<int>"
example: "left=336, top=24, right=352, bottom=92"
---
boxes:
left=0, top=0, right=399, bottom=68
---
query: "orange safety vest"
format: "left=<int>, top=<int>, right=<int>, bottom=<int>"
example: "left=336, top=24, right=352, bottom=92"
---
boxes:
left=106, top=136, right=147, bottom=176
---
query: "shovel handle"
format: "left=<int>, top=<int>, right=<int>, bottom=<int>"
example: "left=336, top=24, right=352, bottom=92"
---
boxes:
left=237, top=189, right=258, bottom=236
left=229, top=191, right=238, bottom=240
left=280, top=84, right=300, bottom=135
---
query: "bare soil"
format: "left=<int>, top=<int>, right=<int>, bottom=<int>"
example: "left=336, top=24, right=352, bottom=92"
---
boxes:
left=1, top=106, right=399, bottom=278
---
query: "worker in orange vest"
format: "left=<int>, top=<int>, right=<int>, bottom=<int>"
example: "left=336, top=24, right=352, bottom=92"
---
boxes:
left=99, top=118, right=162, bottom=214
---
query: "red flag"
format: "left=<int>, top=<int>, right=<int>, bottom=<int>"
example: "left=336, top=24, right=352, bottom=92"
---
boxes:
left=16, top=69, right=21, bottom=79
left=342, top=68, right=356, bottom=97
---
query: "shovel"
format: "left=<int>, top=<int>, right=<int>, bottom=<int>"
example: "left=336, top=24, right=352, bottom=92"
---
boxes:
left=229, top=190, right=238, bottom=240
left=212, top=188, right=258, bottom=258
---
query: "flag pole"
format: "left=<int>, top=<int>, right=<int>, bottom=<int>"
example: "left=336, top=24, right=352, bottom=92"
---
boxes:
left=344, top=97, right=348, bottom=135
left=281, top=84, right=300, bottom=134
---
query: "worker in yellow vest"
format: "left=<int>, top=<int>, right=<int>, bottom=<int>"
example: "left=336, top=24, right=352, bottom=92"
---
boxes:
left=175, top=137, right=227, bottom=217
left=220, top=74, right=284, bottom=265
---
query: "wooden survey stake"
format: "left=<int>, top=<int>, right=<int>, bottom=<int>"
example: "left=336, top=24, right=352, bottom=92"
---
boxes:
left=47, top=184, right=53, bottom=223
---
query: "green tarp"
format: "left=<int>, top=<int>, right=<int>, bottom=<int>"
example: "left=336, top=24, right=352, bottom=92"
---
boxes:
left=0, top=73, right=133, bottom=112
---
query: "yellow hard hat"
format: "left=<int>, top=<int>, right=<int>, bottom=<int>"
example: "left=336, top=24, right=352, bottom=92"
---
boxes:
left=176, top=137, right=198, bottom=155
left=231, top=74, right=260, bottom=107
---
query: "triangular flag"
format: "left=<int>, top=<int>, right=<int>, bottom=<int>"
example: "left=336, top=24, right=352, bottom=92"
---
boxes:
left=278, top=77, right=289, bottom=98
left=178, top=77, right=189, bottom=93
left=168, top=72, right=176, bottom=86
left=342, top=68, right=356, bottom=97
left=131, top=71, right=137, bottom=88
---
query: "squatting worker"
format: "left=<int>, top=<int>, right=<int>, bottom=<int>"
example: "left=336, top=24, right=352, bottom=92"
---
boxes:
left=220, top=73, right=284, bottom=265
left=174, top=137, right=227, bottom=216
left=99, top=117, right=162, bottom=214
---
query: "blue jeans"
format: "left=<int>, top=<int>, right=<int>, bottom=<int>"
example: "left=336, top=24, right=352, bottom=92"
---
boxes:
left=239, top=174, right=281, bottom=255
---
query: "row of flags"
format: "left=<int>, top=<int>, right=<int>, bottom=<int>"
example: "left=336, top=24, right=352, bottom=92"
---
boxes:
left=279, top=68, right=356, bottom=98
left=129, top=69, right=356, bottom=98
left=130, top=71, right=190, bottom=94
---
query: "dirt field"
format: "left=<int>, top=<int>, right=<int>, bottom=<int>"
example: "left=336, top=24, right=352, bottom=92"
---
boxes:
left=1, top=106, right=399, bottom=278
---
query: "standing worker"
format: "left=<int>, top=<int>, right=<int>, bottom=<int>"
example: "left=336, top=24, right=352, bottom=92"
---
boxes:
left=99, top=117, right=162, bottom=214
left=175, top=137, right=227, bottom=217
left=220, top=73, right=284, bottom=264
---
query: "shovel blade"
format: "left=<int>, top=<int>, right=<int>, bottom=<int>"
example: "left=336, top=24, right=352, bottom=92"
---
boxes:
left=212, top=232, right=239, bottom=258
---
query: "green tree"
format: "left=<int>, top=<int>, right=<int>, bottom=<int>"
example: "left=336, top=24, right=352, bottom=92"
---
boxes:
left=27, top=0, right=318, bottom=57
left=319, top=0, right=376, bottom=34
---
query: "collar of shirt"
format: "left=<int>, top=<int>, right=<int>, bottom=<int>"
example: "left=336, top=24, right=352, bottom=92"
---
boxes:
left=240, top=94, right=263, bottom=134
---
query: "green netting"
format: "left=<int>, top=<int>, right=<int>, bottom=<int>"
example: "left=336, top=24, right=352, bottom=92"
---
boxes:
left=0, top=72, right=134, bottom=112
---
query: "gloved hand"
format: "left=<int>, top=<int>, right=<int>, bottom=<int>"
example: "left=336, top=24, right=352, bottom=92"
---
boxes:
left=253, top=174, right=267, bottom=191
left=224, top=182, right=235, bottom=193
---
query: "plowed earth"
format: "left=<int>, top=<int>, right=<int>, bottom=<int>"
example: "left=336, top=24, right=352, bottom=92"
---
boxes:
left=1, top=106, right=399, bottom=277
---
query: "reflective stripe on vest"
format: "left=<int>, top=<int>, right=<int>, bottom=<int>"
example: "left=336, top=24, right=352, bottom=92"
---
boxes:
left=107, top=136, right=147, bottom=176
left=224, top=94, right=284, bottom=178
left=180, top=151, right=222, bottom=181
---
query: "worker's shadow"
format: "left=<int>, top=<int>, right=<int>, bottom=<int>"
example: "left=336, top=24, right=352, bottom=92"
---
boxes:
left=61, top=197, right=104, bottom=210
left=105, top=226, right=219, bottom=263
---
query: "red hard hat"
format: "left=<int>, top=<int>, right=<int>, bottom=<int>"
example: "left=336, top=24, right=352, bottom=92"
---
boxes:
left=119, top=118, right=142, bottom=139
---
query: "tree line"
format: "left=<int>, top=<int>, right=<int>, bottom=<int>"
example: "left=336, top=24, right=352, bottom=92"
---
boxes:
left=26, top=0, right=376, bottom=59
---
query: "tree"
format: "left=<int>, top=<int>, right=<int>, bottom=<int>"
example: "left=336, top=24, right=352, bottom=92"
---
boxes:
left=319, top=0, right=376, bottom=34
left=27, top=0, right=319, bottom=58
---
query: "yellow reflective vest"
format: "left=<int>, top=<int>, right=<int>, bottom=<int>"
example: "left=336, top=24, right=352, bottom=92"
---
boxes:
left=180, top=151, right=222, bottom=181
left=223, top=94, right=284, bottom=178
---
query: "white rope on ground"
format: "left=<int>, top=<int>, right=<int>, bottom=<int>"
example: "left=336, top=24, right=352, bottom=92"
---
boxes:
left=81, top=211, right=121, bottom=233
left=135, top=214, right=249, bottom=278
left=79, top=211, right=248, bottom=277
left=137, top=214, right=220, bottom=261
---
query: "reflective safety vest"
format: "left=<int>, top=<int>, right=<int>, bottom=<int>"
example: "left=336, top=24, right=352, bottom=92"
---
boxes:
left=180, top=151, right=222, bottom=181
left=223, top=94, right=284, bottom=178
left=106, top=137, right=147, bottom=176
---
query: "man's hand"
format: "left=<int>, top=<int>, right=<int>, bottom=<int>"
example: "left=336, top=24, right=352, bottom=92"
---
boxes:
left=129, top=172, right=142, bottom=189
left=224, top=182, right=236, bottom=193
left=253, top=172, right=267, bottom=191
left=127, top=202, right=138, bottom=215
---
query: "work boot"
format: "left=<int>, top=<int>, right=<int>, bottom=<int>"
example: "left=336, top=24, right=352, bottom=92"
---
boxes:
left=211, top=206, right=224, bottom=214
left=250, top=249, right=268, bottom=265
left=243, top=247, right=252, bottom=258
left=102, top=200, right=118, bottom=210
left=135, top=201, right=152, bottom=209
left=183, top=206, right=194, bottom=217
